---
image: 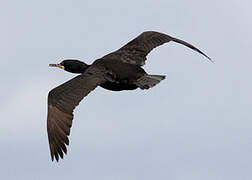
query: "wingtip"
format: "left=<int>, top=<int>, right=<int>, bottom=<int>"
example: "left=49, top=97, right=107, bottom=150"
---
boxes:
left=50, top=151, right=60, bottom=162
left=170, top=36, right=213, bottom=63
left=51, top=152, right=65, bottom=162
left=205, top=55, right=214, bottom=63
left=51, top=154, right=54, bottom=162
left=55, top=154, right=59, bottom=162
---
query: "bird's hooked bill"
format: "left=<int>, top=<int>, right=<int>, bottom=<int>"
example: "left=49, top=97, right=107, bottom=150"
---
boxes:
left=49, top=64, right=65, bottom=69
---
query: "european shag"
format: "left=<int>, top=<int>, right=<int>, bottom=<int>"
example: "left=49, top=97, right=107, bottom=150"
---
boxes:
left=47, top=31, right=211, bottom=162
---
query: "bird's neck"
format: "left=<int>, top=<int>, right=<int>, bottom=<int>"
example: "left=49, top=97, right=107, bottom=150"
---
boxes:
left=78, top=64, right=90, bottom=74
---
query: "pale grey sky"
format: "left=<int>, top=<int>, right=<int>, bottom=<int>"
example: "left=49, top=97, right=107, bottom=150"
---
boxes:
left=1, top=0, right=252, bottom=179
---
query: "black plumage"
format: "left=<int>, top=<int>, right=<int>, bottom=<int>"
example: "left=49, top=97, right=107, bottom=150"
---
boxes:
left=47, top=31, right=211, bottom=161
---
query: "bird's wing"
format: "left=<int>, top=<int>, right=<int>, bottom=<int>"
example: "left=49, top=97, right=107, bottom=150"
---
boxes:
left=103, top=31, right=212, bottom=66
left=47, top=66, right=106, bottom=162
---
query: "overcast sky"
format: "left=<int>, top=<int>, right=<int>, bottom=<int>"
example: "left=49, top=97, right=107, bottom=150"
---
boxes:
left=1, top=0, right=252, bottom=179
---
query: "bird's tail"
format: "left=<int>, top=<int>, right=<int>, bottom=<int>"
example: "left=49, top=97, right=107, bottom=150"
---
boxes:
left=135, top=74, right=166, bottom=90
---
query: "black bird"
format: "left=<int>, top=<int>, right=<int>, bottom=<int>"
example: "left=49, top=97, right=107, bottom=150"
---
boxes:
left=47, top=31, right=211, bottom=162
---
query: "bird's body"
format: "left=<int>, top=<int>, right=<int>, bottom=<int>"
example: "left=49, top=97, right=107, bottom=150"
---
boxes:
left=47, top=31, right=211, bottom=161
left=93, top=58, right=146, bottom=91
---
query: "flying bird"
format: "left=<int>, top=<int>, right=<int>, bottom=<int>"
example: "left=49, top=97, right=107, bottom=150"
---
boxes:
left=47, top=31, right=211, bottom=162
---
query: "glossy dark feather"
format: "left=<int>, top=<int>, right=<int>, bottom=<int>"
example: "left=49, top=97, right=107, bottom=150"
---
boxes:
left=47, top=66, right=106, bottom=161
left=103, top=31, right=212, bottom=66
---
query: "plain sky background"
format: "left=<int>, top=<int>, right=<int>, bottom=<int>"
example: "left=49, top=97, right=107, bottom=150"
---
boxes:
left=1, top=0, right=251, bottom=179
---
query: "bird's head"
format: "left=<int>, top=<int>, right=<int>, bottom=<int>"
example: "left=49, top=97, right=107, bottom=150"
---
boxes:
left=49, top=59, right=90, bottom=74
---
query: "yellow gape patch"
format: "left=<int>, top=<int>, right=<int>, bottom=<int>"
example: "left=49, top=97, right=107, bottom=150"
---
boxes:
left=59, top=65, right=65, bottom=69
